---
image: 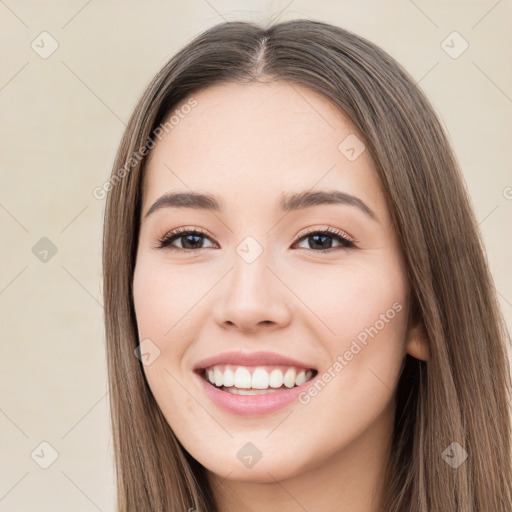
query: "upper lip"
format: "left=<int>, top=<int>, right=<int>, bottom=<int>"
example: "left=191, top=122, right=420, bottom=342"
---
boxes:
left=194, top=351, right=317, bottom=371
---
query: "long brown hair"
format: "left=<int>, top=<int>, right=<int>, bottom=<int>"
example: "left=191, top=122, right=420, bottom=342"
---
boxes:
left=102, top=19, right=512, bottom=511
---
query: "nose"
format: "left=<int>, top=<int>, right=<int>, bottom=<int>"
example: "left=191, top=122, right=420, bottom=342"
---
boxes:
left=212, top=243, right=292, bottom=333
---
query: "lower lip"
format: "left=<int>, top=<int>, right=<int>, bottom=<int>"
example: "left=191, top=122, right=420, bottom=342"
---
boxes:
left=194, top=371, right=315, bottom=416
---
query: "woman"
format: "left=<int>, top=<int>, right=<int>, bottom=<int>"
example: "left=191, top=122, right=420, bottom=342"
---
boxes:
left=102, top=19, right=512, bottom=511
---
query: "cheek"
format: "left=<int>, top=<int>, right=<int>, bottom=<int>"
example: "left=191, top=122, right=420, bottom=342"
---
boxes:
left=132, top=258, right=188, bottom=385
left=132, top=256, right=204, bottom=339
left=293, top=259, right=408, bottom=394
left=291, top=257, right=407, bottom=340
left=132, top=260, right=199, bottom=423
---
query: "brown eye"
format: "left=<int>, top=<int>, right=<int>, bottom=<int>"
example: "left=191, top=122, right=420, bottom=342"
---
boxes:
left=293, top=227, right=356, bottom=252
left=156, top=228, right=216, bottom=251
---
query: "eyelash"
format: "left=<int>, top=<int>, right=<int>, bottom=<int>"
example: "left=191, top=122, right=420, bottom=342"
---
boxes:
left=154, top=226, right=357, bottom=253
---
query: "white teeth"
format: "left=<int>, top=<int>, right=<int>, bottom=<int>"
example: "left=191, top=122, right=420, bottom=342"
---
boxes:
left=269, top=369, right=284, bottom=388
left=283, top=368, right=296, bottom=388
left=295, top=370, right=307, bottom=386
left=214, top=367, right=223, bottom=387
left=225, top=387, right=284, bottom=395
left=223, top=368, right=235, bottom=387
left=251, top=368, right=269, bottom=389
left=234, top=367, right=252, bottom=389
left=204, top=365, right=315, bottom=390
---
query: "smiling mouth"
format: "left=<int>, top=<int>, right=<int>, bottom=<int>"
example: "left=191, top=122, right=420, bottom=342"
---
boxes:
left=198, top=364, right=318, bottom=395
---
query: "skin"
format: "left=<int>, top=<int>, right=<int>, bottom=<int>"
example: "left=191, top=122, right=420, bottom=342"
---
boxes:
left=132, top=81, right=429, bottom=512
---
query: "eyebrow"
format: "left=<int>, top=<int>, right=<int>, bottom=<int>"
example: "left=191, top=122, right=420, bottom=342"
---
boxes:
left=144, top=189, right=378, bottom=222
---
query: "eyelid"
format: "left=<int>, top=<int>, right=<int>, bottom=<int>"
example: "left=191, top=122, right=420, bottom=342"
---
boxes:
left=162, top=225, right=212, bottom=239
left=154, top=226, right=216, bottom=250
left=155, top=225, right=359, bottom=251
left=295, top=225, right=356, bottom=244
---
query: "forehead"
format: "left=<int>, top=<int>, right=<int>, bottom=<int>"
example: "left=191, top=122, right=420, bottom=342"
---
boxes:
left=142, top=81, right=385, bottom=216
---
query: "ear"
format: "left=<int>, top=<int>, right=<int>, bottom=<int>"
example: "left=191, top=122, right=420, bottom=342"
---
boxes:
left=404, top=300, right=430, bottom=361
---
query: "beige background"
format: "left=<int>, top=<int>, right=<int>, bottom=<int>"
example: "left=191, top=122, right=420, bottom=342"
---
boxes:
left=1, top=1, right=511, bottom=510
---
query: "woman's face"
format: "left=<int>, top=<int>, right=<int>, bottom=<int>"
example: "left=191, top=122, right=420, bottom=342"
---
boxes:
left=133, top=81, right=427, bottom=484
